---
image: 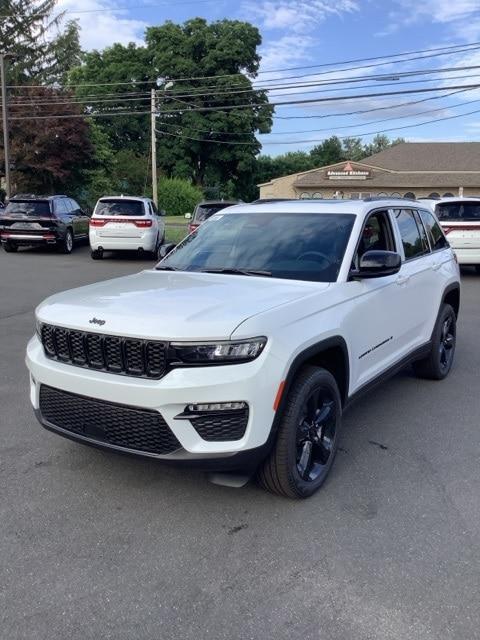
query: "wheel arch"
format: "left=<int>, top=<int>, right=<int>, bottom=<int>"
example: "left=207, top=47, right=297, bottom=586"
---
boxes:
left=280, top=337, right=350, bottom=411
left=442, top=282, right=460, bottom=318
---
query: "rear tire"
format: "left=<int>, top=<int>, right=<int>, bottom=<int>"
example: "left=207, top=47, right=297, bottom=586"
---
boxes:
left=413, top=303, right=456, bottom=380
left=475, top=265, right=480, bottom=274
left=90, top=249, right=103, bottom=260
left=60, top=229, right=74, bottom=254
left=3, top=241, right=18, bottom=253
left=257, top=366, right=342, bottom=499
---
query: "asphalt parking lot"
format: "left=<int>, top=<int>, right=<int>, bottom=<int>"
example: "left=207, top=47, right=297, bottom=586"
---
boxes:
left=1, top=244, right=479, bottom=640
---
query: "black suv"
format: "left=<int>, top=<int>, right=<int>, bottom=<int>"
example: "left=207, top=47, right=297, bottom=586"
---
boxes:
left=0, top=195, right=89, bottom=254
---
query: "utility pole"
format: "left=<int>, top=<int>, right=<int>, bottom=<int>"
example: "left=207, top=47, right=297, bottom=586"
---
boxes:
left=0, top=54, right=11, bottom=200
left=151, top=88, right=158, bottom=207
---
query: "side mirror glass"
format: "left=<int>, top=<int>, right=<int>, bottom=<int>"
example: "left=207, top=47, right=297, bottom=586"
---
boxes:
left=158, top=243, right=176, bottom=259
left=351, top=250, right=401, bottom=279
left=184, top=212, right=192, bottom=220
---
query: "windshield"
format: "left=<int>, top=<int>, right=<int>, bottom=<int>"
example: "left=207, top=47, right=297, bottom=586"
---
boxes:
left=159, top=211, right=355, bottom=282
left=95, top=199, right=144, bottom=217
left=436, top=201, right=480, bottom=221
left=3, top=200, right=52, bottom=218
left=194, top=203, right=233, bottom=223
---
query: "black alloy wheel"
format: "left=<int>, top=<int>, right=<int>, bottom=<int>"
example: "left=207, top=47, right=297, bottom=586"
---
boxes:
left=413, top=303, right=456, bottom=380
left=438, top=313, right=455, bottom=375
left=296, top=388, right=336, bottom=483
left=258, top=366, right=342, bottom=498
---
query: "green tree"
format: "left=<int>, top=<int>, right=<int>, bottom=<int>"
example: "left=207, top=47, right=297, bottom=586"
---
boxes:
left=149, top=19, right=273, bottom=194
left=309, top=136, right=344, bottom=166
left=69, top=43, right=152, bottom=154
left=157, top=177, right=203, bottom=216
left=341, top=137, right=364, bottom=161
left=0, top=0, right=78, bottom=83
left=363, top=134, right=405, bottom=157
left=49, top=20, right=83, bottom=84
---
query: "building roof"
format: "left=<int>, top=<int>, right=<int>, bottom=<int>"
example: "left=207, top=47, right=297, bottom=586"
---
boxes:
left=294, top=171, right=480, bottom=189
left=360, top=142, right=480, bottom=172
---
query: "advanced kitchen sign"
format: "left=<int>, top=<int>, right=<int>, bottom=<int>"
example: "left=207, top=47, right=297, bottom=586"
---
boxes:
left=326, top=162, right=371, bottom=180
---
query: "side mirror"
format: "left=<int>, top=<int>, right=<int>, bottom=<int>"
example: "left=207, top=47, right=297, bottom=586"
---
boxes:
left=158, top=242, right=176, bottom=259
left=184, top=212, right=192, bottom=220
left=351, top=250, right=401, bottom=279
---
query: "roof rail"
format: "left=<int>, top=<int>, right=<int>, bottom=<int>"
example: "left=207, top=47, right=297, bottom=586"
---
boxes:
left=362, top=196, right=414, bottom=202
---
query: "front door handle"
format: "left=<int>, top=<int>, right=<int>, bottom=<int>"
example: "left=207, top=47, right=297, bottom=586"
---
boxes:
left=396, top=275, right=410, bottom=286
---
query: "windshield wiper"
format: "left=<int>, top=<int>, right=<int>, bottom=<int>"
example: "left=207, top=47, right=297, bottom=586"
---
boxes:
left=155, top=265, right=180, bottom=271
left=201, top=268, right=272, bottom=277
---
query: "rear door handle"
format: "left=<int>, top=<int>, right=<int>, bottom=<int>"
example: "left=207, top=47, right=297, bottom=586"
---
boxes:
left=396, top=275, right=410, bottom=286
left=431, top=262, right=441, bottom=271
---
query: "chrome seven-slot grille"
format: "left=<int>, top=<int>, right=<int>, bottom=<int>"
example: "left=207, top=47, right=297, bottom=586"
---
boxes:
left=41, top=324, right=167, bottom=379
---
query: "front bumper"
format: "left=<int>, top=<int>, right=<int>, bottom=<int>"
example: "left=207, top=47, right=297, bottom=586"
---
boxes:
left=26, top=335, right=279, bottom=467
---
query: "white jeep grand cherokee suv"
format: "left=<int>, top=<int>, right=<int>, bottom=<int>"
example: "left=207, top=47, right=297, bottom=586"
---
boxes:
left=26, top=199, right=460, bottom=498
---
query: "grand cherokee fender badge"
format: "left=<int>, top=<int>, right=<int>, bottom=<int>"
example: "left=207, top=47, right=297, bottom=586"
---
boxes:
left=89, top=317, right=106, bottom=326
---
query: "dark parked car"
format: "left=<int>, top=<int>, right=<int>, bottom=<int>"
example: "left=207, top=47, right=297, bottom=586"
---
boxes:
left=0, top=194, right=89, bottom=254
left=185, top=200, right=241, bottom=234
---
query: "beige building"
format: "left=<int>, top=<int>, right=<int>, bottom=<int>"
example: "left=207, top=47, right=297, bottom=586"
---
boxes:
left=259, top=142, right=480, bottom=201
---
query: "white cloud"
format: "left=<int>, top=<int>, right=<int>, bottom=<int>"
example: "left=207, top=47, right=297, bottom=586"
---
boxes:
left=377, top=0, right=480, bottom=38
left=56, top=0, right=148, bottom=50
left=245, top=0, right=359, bottom=34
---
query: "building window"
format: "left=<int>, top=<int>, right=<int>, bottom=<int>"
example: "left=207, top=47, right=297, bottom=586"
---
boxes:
left=442, top=192, right=454, bottom=197
left=300, top=192, right=311, bottom=199
left=350, top=193, right=360, bottom=199
left=312, top=192, right=323, bottom=199
left=377, top=192, right=388, bottom=197
left=391, top=192, right=402, bottom=197
left=404, top=191, right=416, bottom=199
left=428, top=192, right=440, bottom=198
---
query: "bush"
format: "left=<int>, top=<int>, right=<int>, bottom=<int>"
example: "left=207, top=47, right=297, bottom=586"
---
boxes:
left=157, top=177, right=203, bottom=216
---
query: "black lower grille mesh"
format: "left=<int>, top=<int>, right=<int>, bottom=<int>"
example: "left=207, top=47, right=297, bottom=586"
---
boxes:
left=40, top=385, right=181, bottom=455
left=191, top=409, right=249, bottom=442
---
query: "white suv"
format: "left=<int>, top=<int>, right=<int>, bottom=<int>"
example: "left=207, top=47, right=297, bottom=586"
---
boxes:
left=424, top=197, right=480, bottom=271
left=89, top=196, right=165, bottom=259
left=26, top=199, right=460, bottom=498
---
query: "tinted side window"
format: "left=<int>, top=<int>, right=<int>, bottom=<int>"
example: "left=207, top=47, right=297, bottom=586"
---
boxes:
left=55, top=199, right=68, bottom=215
left=394, top=209, right=428, bottom=260
left=69, top=199, right=80, bottom=212
left=419, top=210, right=449, bottom=251
left=413, top=210, right=430, bottom=253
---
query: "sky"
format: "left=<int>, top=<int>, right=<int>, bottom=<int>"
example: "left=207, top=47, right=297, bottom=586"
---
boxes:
left=55, top=0, right=480, bottom=156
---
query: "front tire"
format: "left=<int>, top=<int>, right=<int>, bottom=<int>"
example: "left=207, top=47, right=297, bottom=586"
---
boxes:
left=3, top=241, right=18, bottom=253
left=413, top=303, right=456, bottom=380
left=475, top=265, right=480, bottom=274
left=258, top=366, right=342, bottom=499
left=60, top=229, right=74, bottom=254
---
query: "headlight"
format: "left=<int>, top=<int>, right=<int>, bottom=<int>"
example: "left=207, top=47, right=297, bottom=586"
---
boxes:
left=171, top=337, right=267, bottom=365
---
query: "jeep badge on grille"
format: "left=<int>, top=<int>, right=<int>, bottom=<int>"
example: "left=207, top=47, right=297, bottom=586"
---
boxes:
left=89, top=317, right=106, bottom=326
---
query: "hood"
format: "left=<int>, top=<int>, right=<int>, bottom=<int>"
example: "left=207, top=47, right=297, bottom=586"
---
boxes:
left=36, top=270, right=328, bottom=340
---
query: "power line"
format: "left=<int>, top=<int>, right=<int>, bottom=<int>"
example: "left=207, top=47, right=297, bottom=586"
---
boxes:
left=8, top=41, right=480, bottom=90
left=9, top=83, right=480, bottom=121
left=8, top=67, right=480, bottom=110
left=155, top=105, right=480, bottom=146
left=155, top=94, right=480, bottom=137
left=0, top=0, right=221, bottom=18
